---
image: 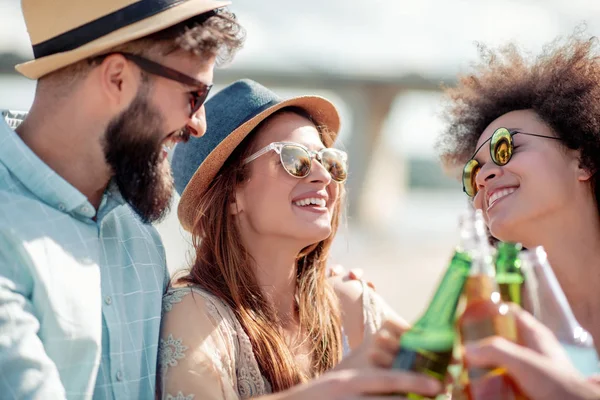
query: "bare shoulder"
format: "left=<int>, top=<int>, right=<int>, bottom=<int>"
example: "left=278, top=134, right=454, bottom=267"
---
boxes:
left=162, top=286, right=233, bottom=331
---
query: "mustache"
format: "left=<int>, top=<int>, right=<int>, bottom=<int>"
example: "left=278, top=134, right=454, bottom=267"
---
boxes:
left=171, top=126, right=192, bottom=144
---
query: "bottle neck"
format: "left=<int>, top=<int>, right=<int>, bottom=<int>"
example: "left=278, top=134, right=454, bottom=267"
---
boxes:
left=464, top=274, right=498, bottom=303
left=415, top=250, right=472, bottom=328
left=495, top=242, right=523, bottom=280
left=467, top=247, right=499, bottom=300
left=466, top=248, right=501, bottom=303
left=460, top=209, right=495, bottom=279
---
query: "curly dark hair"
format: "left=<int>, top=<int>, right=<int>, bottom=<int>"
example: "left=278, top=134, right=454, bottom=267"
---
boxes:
left=131, top=8, right=245, bottom=65
left=437, top=32, right=600, bottom=207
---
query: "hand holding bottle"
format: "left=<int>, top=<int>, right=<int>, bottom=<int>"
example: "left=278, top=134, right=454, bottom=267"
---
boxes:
left=260, top=368, right=443, bottom=400
left=335, top=319, right=406, bottom=370
left=328, top=319, right=444, bottom=399
left=464, top=305, right=600, bottom=400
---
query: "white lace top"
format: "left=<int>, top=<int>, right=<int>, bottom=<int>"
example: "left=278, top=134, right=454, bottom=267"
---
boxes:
left=158, top=282, right=391, bottom=400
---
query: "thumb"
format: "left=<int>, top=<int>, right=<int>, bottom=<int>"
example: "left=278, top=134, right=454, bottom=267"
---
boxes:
left=464, top=337, right=568, bottom=398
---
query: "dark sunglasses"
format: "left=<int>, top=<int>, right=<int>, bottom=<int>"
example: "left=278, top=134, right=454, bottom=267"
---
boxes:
left=243, top=141, right=348, bottom=183
left=463, top=127, right=562, bottom=197
left=91, top=52, right=212, bottom=117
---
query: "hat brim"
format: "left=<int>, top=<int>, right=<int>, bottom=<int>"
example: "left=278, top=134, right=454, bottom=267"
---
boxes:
left=177, top=95, right=341, bottom=232
left=16, top=0, right=231, bottom=79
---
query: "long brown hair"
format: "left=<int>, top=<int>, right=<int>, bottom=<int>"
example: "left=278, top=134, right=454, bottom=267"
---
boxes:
left=179, top=107, right=344, bottom=391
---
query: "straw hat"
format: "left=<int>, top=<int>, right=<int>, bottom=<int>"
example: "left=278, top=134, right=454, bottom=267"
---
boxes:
left=16, top=0, right=230, bottom=79
left=172, top=79, right=341, bottom=232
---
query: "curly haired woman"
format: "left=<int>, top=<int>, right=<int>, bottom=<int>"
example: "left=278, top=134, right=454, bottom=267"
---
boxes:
left=439, top=33, right=600, bottom=399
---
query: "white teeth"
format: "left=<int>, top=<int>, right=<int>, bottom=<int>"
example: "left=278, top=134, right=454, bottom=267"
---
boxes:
left=163, top=140, right=176, bottom=151
left=488, top=188, right=516, bottom=208
left=293, top=197, right=327, bottom=207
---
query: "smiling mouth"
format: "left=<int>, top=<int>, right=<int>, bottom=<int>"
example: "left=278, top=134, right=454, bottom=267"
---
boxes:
left=293, top=198, right=327, bottom=208
left=160, top=130, right=187, bottom=159
left=488, top=187, right=517, bottom=210
left=161, top=143, right=174, bottom=160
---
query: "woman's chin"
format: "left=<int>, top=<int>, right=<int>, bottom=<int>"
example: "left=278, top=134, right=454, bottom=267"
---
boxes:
left=488, top=216, right=519, bottom=243
left=294, top=225, right=333, bottom=246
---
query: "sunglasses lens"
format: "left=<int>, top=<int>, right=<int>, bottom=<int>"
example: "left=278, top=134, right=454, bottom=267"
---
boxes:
left=463, top=159, right=481, bottom=197
left=281, top=145, right=311, bottom=177
left=491, top=127, right=513, bottom=165
left=190, top=86, right=212, bottom=116
left=321, top=149, right=348, bottom=182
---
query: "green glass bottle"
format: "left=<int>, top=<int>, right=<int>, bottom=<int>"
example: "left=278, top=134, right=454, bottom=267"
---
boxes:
left=391, top=212, right=474, bottom=399
left=494, top=242, right=523, bottom=305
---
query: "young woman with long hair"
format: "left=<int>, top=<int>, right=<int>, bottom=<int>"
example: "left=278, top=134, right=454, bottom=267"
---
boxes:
left=157, top=79, right=442, bottom=399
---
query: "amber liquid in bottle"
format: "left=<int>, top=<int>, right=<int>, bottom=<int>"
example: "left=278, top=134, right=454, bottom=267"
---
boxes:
left=459, top=274, right=527, bottom=400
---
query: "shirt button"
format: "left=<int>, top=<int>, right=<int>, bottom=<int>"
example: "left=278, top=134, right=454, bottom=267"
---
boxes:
left=116, top=370, right=123, bottom=381
left=81, top=206, right=91, bottom=214
left=104, top=296, right=112, bottom=305
left=58, top=203, right=66, bottom=212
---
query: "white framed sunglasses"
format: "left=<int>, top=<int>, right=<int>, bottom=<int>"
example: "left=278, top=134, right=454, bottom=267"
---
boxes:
left=243, top=141, right=348, bottom=183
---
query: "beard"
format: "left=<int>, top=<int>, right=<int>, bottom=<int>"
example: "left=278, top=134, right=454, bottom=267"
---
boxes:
left=103, top=85, right=175, bottom=224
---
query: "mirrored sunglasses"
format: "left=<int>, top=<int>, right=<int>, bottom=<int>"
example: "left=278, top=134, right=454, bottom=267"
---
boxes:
left=462, top=127, right=561, bottom=197
left=244, top=141, right=348, bottom=183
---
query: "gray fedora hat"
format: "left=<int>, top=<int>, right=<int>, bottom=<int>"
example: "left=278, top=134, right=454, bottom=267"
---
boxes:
left=172, top=78, right=341, bottom=232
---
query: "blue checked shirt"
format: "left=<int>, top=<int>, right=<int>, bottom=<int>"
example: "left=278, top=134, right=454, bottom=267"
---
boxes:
left=0, top=111, right=169, bottom=399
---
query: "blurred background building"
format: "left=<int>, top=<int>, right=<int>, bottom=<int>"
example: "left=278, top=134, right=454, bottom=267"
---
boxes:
left=1, top=0, right=599, bottom=322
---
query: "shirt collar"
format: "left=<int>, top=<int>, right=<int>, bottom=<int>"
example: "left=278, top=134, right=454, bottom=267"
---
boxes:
left=2, top=111, right=136, bottom=223
left=96, top=179, right=127, bottom=221
left=0, top=111, right=93, bottom=216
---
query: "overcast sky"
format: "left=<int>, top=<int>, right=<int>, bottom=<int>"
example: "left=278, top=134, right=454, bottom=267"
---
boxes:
left=2, top=0, right=600, bottom=78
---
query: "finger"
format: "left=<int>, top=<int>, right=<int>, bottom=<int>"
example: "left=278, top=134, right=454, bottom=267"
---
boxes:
left=464, top=336, right=567, bottom=396
left=369, top=348, right=395, bottom=368
left=509, top=305, right=574, bottom=363
left=510, top=304, right=555, bottom=343
left=374, top=329, right=401, bottom=354
left=465, top=336, right=541, bottom=373
left=344, top=368, right=443, bottom=397
left=380, top=319, right=408, bottom=339
left=588, top=374, right=600, bottom=385
left=347, top=269, right=377, bottom=290
left=347, top=396, right=409, bottom=400
left=349, top=268, right=364, bottom=280
left=329, top=264, right=345, bottom=277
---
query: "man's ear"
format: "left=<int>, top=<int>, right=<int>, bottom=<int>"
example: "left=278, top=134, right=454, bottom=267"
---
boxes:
left=96, top=53, right=139, bottom=111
